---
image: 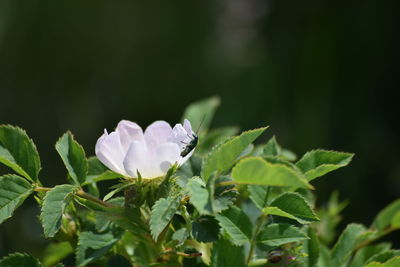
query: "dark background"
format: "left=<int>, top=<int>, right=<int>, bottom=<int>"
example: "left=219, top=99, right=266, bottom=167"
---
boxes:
left=1, top=0, right=399, bottom=257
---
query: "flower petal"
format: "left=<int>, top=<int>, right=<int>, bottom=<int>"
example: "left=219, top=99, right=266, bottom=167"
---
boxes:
left=183, top=119, right=193, bottom=134
left=124, top=141, right=161, bottom=178
left=169, top=124, right=190, bottom=150
left=116, top=120, right=145, bottom=154
left=144, top=121, right=172, bottom=149
left=95, top=130, right=127, bottom=175
left=154, top=142, right=181, bottom=174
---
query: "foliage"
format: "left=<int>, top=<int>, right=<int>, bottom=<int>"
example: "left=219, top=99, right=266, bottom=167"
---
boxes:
left=0, top=97, right=399, bottom=267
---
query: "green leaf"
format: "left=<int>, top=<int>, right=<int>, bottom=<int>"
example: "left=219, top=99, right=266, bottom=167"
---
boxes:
left=263, top=192, right=319, bottom=224
left=263, top=136, right=281, bottom=157
left=366, top=250, right=400, bottom=265
left=215, top=206, right=252, bottom=246
left=256, top=223, right=308, bottom=246
left=304, top=227, right=320, bottom=267
left=213, top=176, right=238, bottom=213
left=350, top=243, right=391, bottom=267
left=186, top=176, right=235, bottom=215
left=55, top=132, right=88, bottom=186
left=210, top=238, right=245, bottom=267
left=172, top=227, right=189, bottom=245
left=0, top=174, right=33, bottom=224
left=248, top=185, right=270, bottom=210
left=261, top=136, right=297, bottom=161
left=0, top=125, right=41, bottom=182
left=192, top=215, right=220, bottom=243
left=364, top=256, right=400, bottom=267
left=372, top=199, right=400, bottom=232
left=201, top=127, right=267, bottom=181
left=197, top=126, right=240, bottom=155
left=0, top=253, right=42, bottom=267
left=182, top=96, right=220, bottom=134
left=331, top=223, right=367, bottom=267
left=232, top=157, right=312, bottom=189
left=318, top=244, right=332, bottom=267
left=150, top=196, right=181, bottom=241
left=41, top=241, right=73, bottom=267
left=296, top=149, right=354, bottom=181
left=40, top=184, right=77, bottom=238
left=187, top=177, right=211, bottom=215
left=76, top=230, right=120, bottom=267
left=82, top=157, right=121, bottom=186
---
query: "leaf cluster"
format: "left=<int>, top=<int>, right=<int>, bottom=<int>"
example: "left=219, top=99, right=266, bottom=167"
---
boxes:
left=0, top=97, right=398, bottom=267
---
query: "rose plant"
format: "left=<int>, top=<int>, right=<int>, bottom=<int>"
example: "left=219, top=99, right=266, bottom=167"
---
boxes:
left=0, top=97, right=400, bottom=267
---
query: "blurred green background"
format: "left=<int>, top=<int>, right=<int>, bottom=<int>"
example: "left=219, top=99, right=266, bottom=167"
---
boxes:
left=1, top=0, right=399, bottom=257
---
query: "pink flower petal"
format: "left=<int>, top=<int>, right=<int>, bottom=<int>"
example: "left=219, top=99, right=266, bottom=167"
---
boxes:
left=116, top=120, right=145, bottom=154
left=95, top=131, right=126, bottom=175
left=144, top=121, right=172, bottom=149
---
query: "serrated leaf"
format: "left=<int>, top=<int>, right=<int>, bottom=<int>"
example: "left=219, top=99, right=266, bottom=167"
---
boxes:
left=257, top=223, right=308, bottom=246
left=76, top=230, right=120, bottom=267
left=0, top=125, right=41, bottom=182
left=364, top=256, right=400, bottom=267
left=0, top=253, right=42, bottom=267
left=372, top=199, right=400, bottom=232
left=95, top=198, right=125, bottom=232
left=215, top=206, right=252, bottom=246
left=187, top=176, right=237, bottom=215
left=197, top=126, right=240, bottom=155
left=262, top=136, right=298, bottom=161
left=192, top=215, right=220, bottom=243
left=264, top=192, right=319, bottom=224
left=40, top=184, right=77, bottom=238
left=55, top=132, right=88, bottom=186
left=213, top=176, right=238, bottom=213
left=350, top=243, right=391, bottom=267
left=201, top=127, right=267, bottom=181
left=210, top=238, right=245, bottom=267
left=172, top=227, right=189, bottom=245
left=248, top=185, right=270, bottom=210
left=187, top=177, right=211, bottom=214
left=296, top=149, right=354, bottom=181
left=232, top=157, right=312, bottom=189
left=150, top=196, right=181, bottom=240
left=263, top=136, right=281, bottom=157
left=305, top=227, right=320, bottom=267
left=331, top=223, right=367, bottom=267
left=0, top=174, right=33, bottom=224
left=182, top=96, right=220, bottom=134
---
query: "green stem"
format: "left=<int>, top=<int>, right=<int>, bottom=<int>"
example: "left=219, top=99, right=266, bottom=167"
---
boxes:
left=76, top=190, right=112, bottom=208
left=246, top=186, right=271, bottom=264
left=34, top=186, right=51, bottom=192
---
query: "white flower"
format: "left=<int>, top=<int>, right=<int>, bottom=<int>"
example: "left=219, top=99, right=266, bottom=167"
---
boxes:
left=95, top=119, right=195, bottom=179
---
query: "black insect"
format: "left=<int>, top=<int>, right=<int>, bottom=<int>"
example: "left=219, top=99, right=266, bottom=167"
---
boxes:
left=180, top=133, right=198, bottom=157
